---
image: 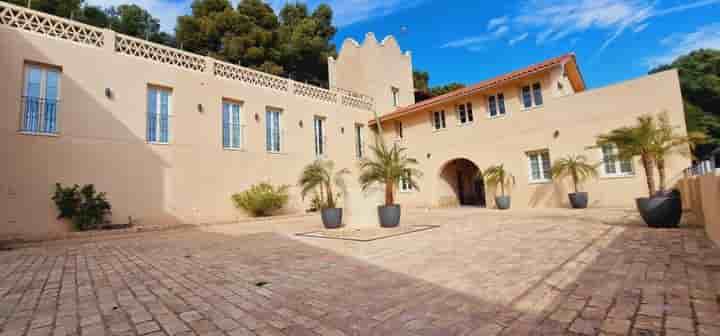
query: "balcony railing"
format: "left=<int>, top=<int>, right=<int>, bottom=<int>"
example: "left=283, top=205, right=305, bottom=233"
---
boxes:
left=20, top=96, right=59, bottom=134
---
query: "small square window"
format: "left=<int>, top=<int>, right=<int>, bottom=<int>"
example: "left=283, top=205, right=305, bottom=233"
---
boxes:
left=527, top=150, right=552, bottom=182
left=432, top=110, right=446, bottom=130
left=488, top=94, right=506, bottom=118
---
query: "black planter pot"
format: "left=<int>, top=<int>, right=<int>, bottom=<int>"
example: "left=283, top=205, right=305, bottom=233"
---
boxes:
left=635, top=193, right=682, bottom=228
left=320, top=208, right=343, bottom=229
left=378, top=205, right=401, bottom=228
left=568, top=192, right=589, bottom=209
left=495, top=196, right=511, bottom=210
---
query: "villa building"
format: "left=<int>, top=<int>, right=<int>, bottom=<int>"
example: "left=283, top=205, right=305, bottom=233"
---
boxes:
left=0, top=2, right=690, bottom=239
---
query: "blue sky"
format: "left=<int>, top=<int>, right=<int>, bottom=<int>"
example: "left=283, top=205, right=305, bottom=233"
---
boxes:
left=89, top=0, right=720, bottom=89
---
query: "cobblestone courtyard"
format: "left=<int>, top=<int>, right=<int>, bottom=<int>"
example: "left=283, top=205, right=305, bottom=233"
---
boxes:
left=2, top=208, right=720, bottom=336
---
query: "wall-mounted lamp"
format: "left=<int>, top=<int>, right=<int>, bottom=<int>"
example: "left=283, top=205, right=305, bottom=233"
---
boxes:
left=104, top=88, right=113, bottom=99
left=298, top=120, right=303, bottom=128
left=340, top=127, right=345, bottom=134
left=197, top=104, right=204, bottom=113
left=553, top=130, right=560, bottom=138
left=426, top=153, right=432, bottom=159
left=254, top=113, right=260, bottom=122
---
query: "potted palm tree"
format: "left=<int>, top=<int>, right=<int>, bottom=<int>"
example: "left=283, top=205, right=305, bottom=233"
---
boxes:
left=299, top=160, right=349, bottom=229
left=550, top=155, right=598, bottom=209
left=358, top=141, right=422, bottom=227
left=595, top=112, right=705, bottom=227
left=481, top=164, right=514, bottom=210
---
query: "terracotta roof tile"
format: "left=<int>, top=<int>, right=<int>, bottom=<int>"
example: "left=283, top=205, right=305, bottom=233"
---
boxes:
left=370, top=53, right=580, bottom=125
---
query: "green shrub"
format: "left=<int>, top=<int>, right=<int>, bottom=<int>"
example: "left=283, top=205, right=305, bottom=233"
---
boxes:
left=232, top=183, right=289, bottom=217
left=52, top=183, right=112, bottom=231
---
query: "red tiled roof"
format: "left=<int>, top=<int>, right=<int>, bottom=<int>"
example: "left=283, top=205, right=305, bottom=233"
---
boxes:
left=370, top=53, right=582, bottom=125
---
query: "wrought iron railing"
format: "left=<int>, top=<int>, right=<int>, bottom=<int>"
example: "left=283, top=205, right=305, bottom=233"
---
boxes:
left=20, top=96, right=59, bottom=134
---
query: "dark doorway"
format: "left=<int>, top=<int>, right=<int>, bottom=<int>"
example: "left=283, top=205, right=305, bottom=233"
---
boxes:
left=440, top=158, right=486, bottom=207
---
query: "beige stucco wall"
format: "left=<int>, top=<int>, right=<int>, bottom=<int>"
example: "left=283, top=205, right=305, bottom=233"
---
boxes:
left=0, top=20, right=384, bottom=239
left=329, top=33, right=415, bottom=115
left=379, top=69, right=690, bottom=209
left=678, top=175, right=720, bottom=246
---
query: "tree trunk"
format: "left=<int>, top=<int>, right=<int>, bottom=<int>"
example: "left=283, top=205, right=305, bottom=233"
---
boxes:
left=572, top=170, right=579, bottom=193
left=500, top=177, right=505, bottom=197
left=657, top=159, right=667, bottom=193
left=385, top=180, right=394, bottom=206
left=640, top=153, right=656, bottom=197
left=325, top=182, right=334, bottom=208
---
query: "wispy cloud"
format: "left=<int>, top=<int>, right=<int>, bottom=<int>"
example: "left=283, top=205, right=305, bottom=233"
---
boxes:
left=487, top=16, right=508, bottom=30
left=645, top=23, right=720, bottom=68
left=509, top=32, right=529, bottom=46
left=441, top=0, right=720, bottom=54
left=321, top=0, right=428, bottom=27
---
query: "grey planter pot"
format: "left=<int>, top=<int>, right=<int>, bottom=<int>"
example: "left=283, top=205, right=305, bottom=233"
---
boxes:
left=495, top=196, right=511, bottom=210
left=636, top=192, right=682, bottom=228
left=321, top=208, right=343, bottom=229
left=378, top=205, right=401, bottom=228
left=568, top=192, right=589, bottom=209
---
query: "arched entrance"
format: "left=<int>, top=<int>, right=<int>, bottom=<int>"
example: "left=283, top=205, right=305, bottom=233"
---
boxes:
left=438, top=158, right=486, bottom=207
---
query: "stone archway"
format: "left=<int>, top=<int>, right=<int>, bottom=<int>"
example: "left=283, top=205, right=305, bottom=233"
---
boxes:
left=438, top=158, right=486, bottom=207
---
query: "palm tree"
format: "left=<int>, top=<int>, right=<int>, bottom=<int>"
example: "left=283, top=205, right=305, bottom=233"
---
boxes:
left=595, top=114, right=659, bottom=197
left=481, top=164, right=514, bottom=197
left=358, top=141, right=422, bottom=206
left=550, top=155, right=598, bottom=193
left=650, top=112, right=706, bottom=192
left=298, top=160, right=349, bottom=209
left=596, top=112, right=707, bottom=196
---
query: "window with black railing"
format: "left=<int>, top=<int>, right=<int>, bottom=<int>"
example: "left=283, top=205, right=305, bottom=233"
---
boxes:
left=21, top=65, right=60, bottom=135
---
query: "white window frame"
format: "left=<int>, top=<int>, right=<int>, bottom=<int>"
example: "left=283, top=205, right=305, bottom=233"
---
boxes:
left=432, top=110, right=446, bottom=130
left=527, top=150, right=552, bottom=183
left=399, top=173, right=413, bottom=192
left=521, top=82, right=544, bottom=109
left=457, top=102, right=474, bottom=125
left=601, top=144, right=635, bottom=177
left=147, top=86, right=172, bottom=144
left=20, top=64, right=61, bottom=135
left=487, top=93, right=506, bottom=118
left=394, top=120, right=404, bottom=139
left=355, top=124, right=365, bottom=159
left=313, top=116, right=326, bottom=157
left=266, top=108, right=283, bottom=153
left=391, top=87, right=400, bottom=107
left=222, top=100, right=244, bottom=150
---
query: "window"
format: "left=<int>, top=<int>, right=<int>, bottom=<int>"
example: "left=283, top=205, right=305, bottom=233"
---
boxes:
left=314, top=116, right=326, bottom=157
left=399, top=173, right=413, bottom=192
left=432, top=110, right=446, bottom=130
left=602, top=144, right=634, bottom=176
left=528, top=150, right=551, bottom=182
left=266, top=108, right=282, bottom=153
left=394, top=121, right=403, bottom=139
left=457, top=102, right=474, bottom=124
left=355, top=124, right=364, bottom=158
left=487, top=94, right=506, bottom=117
left=222, top=100, right=243, bottom=149
left=391, top=87, right=400, bottom=107
left=147, top=86, right=171, bottom=144
left=21, top=64, right=60, bottom=134
left=521, top=82, right=543, bottom=108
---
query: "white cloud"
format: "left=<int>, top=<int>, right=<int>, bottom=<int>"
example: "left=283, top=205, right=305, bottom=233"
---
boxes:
left=633, top=23, right=649, bottom=33
left=509, top=32, right=529, bottom=46
left=645, top=23, right=720, bottom=68
left=440, top=0, right=720, bottom=54
left=487, top=16, right=508, bottom=30
left=322, top=0, right=428, bottom=27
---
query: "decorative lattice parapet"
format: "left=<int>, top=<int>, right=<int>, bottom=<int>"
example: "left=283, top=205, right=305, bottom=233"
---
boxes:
left=115, top=34, right=207, bottom=72
left=292, top=81, right=338, bottom=104
left=0, top=2, right=104, bottom=47
left=213, top=60, right=289, bottom=92
left=340, top=93, right=375, bottom=111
